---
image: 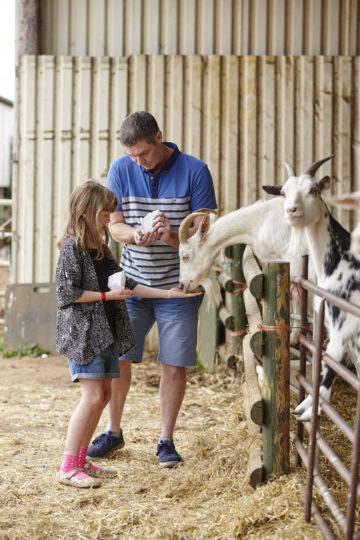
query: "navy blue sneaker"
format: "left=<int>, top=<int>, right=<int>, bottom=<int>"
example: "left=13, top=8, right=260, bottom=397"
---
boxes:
left=87, top=430, right=125, bottom=460
left=156, top=440, right=183, bottom=468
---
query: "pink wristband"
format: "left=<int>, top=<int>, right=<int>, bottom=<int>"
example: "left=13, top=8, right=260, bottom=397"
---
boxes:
left=100, top=292, right=107, bottom=301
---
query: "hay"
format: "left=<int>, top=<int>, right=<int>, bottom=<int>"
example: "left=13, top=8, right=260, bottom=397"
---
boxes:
left=0, top=353, right=354, bottom=539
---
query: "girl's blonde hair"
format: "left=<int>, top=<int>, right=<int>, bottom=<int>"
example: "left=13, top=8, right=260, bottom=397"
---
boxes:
left=58, top=179, right=118, bottom=258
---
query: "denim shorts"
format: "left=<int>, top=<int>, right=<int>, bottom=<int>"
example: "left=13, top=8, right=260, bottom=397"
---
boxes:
left=119, top=295, right=203, bottom=367
left=68, top=340, right=120, bottom=382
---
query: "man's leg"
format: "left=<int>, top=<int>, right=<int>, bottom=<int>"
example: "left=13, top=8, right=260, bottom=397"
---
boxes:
left=87, top=297, right=153, bottom=459
left=106, top=360, right=132, bottom=431
left=155, top=296, right=202, bottom=467
left=159, top=363, right=186, bottom=438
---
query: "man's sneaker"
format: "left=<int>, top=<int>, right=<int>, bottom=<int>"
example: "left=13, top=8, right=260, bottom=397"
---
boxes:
left=156, top=440, right=183, bottom=468
left=86, top=430, right=125, bottom=460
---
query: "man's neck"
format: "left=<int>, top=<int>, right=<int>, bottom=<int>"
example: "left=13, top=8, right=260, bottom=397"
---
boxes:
left=151, top=144, right=173, bottom=175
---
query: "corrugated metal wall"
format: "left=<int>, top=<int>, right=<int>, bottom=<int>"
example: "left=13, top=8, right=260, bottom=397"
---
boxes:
left=15, top=54, right=360, bottom=284
left=40, top=0, right=360, bottom=56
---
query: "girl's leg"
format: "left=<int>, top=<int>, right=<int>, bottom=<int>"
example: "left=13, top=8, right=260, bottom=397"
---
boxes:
left=80, top=379, right=112, bottom=448
left=64, top=378, right=111, bottom=456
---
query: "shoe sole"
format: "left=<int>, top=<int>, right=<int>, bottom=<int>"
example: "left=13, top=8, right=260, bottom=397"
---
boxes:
left=56, top=473, right=101, bottom=488
left=159, top=460, right=182, bottom=468
left=87, top=440, right=125, bottom=461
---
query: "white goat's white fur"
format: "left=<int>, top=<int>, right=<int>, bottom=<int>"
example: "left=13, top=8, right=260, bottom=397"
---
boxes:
left=179, top=197, right=313, bottom=345
left=265, top=164, right=360, bottom=422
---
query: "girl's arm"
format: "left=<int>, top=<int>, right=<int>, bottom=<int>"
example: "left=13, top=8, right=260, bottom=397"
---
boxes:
left=74, top=286, right=202, bottom=303
left=74, top=289, right=132, bottom=302
left=131, top=284, right=202, bottom=299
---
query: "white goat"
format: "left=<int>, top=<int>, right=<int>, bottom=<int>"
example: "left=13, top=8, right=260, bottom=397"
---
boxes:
left=262, top=155, right=360, bottom=421
left=179, top=196, right=311, bottom=345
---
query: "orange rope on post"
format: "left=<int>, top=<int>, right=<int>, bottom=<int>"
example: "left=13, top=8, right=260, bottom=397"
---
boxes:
left=290, top=279, right=301, bottom=301
left=230, top=328, right=249, bottom=337
left=232, top=279, right=248, bottom=293
left=256, top=322, right=291, bottom=332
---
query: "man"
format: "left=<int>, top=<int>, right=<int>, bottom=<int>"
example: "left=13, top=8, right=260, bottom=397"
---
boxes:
left=87, top=111, right=217, bottom=467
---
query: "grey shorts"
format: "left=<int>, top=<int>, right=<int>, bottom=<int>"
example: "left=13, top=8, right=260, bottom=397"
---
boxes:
left=119, top=295, right=203, bottom=367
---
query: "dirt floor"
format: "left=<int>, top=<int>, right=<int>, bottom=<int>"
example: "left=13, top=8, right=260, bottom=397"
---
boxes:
left=0, top=259, right=357, bottom=539
left=0, top=352, right=324, bottom=540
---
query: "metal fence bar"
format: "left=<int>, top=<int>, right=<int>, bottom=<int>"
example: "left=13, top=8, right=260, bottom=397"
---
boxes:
left=305, top=299, right=326, bottom=522
left=302, top=421, right=360, bottom=498
left=292, top=435, right=335, bottom=540
left=296, top=254, right=309, bottom=467
left=294, top=276, right=360, bottom=319
left=295, top=255, right=360, bottom=538
left=298, top=374, right=356, bottom=445
left=299, top=334, right=360, bottom=391
left=346, top=390, right=360, bottom=540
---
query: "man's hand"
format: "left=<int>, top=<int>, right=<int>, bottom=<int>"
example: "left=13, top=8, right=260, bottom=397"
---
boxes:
left=152, top=212, right=172, bottom=244
left=134, top=228, right=159, bottom=246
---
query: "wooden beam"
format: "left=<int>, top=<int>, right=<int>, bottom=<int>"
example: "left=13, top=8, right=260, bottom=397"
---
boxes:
left=242, top=381, right=264, bottom=488
left=261, top=261, right=290, bottom=476
left=243, top=334, right=263, bottom=425
left=16, top=0, right=41, bottom=57
left=242, top=245, right=263, bottom=299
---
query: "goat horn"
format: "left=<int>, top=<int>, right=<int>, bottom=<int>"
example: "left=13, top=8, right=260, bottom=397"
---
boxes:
left=283, top=162, right=295, bottom=177
left=304, top=154, right=335, bottom=177
left=193, top=208, right=218, bottom=215
left=178, top=211, right=215, bottom=244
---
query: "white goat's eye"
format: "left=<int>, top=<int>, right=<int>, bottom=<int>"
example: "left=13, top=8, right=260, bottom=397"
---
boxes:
left=309, top=187, right=318, bottom=196
left=182, top=255, right=190, bottom=262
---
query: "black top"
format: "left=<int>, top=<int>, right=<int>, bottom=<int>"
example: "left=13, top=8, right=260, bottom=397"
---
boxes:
left=89, top=249, right=117, bottom=338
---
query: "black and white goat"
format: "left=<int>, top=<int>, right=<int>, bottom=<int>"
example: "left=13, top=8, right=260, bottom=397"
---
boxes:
left=179, top=196, right=312, bottom=345
left=263, top=155, right=360, bottom=421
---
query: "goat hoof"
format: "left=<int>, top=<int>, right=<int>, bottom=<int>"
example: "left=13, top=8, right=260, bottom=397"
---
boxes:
left=297, top=409, right=312, bottom=422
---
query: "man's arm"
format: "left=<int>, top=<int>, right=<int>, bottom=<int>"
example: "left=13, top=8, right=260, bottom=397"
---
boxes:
left=109, top=210, right=158, bottom=246
left=152, top=212, right=205, bottom=249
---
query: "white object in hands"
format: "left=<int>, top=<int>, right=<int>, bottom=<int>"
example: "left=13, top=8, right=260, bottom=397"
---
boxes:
left=108, top=271, right=126, bottom=290
left=140, top=209, right=161, bottom=233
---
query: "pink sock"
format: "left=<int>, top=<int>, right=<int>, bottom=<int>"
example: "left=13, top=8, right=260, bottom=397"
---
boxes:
left=60, top=453, right=88, bottom=478
left=79, top=447, right=100, bottom=471
left=60, top=453, right=78, bottom=473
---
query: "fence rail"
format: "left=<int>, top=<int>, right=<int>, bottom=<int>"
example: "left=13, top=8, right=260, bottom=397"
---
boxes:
left=292, top=256, right=360, bottom=540
left=202, top=248, right=360, bottom=538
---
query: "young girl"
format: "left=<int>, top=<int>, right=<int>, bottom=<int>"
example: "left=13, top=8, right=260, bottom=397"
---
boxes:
left=55, top=180, right=199, bottom=488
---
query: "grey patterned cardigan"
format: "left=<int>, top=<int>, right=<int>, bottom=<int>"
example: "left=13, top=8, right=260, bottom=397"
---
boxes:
left=55, top=237, right=137, bottom=364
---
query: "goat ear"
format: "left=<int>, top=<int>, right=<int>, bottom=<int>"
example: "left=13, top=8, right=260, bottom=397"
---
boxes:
left=262, top=185, right=283, bottom=196
left=195, top=214, right=211, bottom=240
left=318, top=175, right=330, bottom=193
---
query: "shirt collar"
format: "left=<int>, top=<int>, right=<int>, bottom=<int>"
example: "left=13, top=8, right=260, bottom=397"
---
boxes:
left=144, top=142, right=179, bottom=175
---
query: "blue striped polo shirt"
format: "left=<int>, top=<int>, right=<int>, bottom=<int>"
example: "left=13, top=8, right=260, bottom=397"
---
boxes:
left=107, top=142, right=217, bottom=287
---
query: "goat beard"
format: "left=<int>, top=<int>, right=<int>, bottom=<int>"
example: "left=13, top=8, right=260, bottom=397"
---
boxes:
left=199, top=275, right=222, bottom=308
left=287, top=226, right=308, bottom=258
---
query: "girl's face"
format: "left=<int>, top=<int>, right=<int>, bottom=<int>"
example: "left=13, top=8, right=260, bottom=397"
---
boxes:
left=83, top=208, right=112, bottom=234
left=98, top=209, right=112, bottom=229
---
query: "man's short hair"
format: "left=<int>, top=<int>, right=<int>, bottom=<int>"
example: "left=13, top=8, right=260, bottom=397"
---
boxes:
left=119, top=111, right=160, bottom=146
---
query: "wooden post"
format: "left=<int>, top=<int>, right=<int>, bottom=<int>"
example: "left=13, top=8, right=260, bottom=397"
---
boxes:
left=16, top=0, right=41, bottom=58
left=227, top=244, right=247, bottom=357
left=261, top=262, right=290, bottom=476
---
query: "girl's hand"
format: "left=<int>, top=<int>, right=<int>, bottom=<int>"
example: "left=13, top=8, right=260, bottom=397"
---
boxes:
left=167, top=288, right=203, bottom=299
left=107, top=288, right=133, bottom=301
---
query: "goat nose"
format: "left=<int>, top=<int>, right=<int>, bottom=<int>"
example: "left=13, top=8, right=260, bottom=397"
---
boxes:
left=287, top=206, right=297, bottom=215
